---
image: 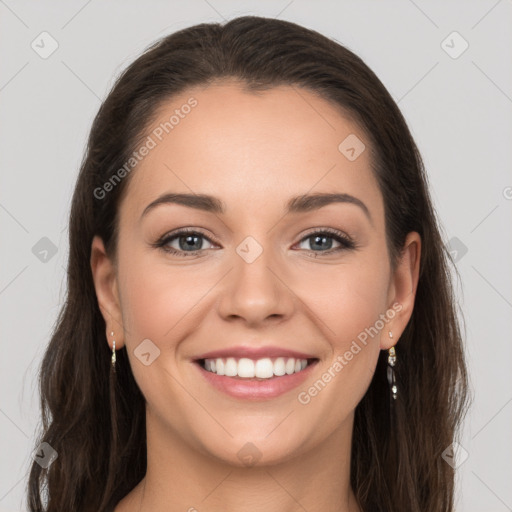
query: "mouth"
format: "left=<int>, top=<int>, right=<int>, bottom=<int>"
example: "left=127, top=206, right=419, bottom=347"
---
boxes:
left=193, top=356, right=320, bottom=400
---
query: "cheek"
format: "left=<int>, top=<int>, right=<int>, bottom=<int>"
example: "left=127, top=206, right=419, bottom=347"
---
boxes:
left=298, top=253, right=390, bottom=393
left=117, top=239, right=210, bottom=337
left=116, top=250, right=210, bottom=401
left=296, top=254, right=390, bottom=345
left=337, top=266, right=390, bottom=339
left=293, top=260, right=391, bottom=420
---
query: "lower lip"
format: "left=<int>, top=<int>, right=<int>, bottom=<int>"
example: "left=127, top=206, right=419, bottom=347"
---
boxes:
left=194, top=360, right=318, bottom=400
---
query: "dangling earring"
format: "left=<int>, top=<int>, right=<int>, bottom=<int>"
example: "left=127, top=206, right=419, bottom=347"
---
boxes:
left=110, top=331, right=116, bottom=372
left=387, top=331, right=397, bottom=400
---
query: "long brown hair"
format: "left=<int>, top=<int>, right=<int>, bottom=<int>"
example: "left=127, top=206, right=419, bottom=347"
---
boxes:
left=27, top=15, right=471, bottom=512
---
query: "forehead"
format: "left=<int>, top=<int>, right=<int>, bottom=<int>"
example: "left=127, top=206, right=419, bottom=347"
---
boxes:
left=120, top=81, right=382, bottom=222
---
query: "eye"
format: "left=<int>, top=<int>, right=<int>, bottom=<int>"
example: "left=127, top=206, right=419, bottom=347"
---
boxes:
left=295, top=228, right=355, bottom=255
left=154, top=228, right=217, bottom=257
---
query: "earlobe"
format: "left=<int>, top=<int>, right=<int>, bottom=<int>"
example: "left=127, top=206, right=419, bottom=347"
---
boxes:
left=90, top=235, right=125, bottom=348
left=381, top=231, right=421, bottom=350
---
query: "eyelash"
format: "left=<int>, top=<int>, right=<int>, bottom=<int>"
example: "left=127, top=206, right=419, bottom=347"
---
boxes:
left=152, top=227, right=356, bottom=257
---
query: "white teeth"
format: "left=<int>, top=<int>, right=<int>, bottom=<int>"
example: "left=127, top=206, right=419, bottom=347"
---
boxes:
left=238, top=358, right=255, bottom=378
left=273, top=357, right=286, bottom=376
left=216, top=358, right=225, bottom=375
left=202, top=356, right=311, bottom=378
left=224, top=357, right=238, bottom=377
left=255, top=358, right=273, bottom=378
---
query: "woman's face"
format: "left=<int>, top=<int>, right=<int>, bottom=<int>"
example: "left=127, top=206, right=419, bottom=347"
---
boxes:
left=92, top=81, right=419, bottom=466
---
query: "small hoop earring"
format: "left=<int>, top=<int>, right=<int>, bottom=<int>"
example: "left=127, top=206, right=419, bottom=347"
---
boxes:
left=110, top=331, right=116, bottom=372
left=387, top=331, right=397, bottom=400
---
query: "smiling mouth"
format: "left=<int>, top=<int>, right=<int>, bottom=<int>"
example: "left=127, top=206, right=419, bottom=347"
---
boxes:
left=196, top=357, right=319, bottom=380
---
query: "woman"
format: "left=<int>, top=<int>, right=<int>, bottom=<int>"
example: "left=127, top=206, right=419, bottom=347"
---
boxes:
left=27, top=15, right=471, bottom=512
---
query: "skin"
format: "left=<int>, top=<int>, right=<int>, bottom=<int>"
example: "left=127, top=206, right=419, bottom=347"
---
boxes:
left=91, top=80, right=421, bottom=512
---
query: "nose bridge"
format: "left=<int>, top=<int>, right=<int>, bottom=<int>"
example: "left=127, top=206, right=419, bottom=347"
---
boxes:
left=217, top=232, right=293, bottom=323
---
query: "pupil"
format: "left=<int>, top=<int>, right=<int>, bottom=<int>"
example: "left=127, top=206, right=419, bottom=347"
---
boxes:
left=180, top=234, right=201, bottom=251
left=311, top=235, right=332, bottom=251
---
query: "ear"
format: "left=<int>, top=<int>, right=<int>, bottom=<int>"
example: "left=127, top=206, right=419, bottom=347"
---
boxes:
left=90, top=235, right=125, bottom=349
left=381, top=231, right=421, bottom=350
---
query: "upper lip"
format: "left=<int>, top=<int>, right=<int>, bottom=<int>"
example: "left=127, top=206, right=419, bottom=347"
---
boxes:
left=194, top=346, right=317, bottom=361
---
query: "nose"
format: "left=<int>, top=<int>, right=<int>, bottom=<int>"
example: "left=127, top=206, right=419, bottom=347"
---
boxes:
left=216, top=245, right=295, bottom=327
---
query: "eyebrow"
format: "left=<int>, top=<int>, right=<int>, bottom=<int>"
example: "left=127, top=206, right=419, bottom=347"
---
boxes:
left=140, top=192, right=372, bottom=224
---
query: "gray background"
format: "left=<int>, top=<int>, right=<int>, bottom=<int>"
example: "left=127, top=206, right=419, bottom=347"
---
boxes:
left=1, top=1, right=511, bottom=510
